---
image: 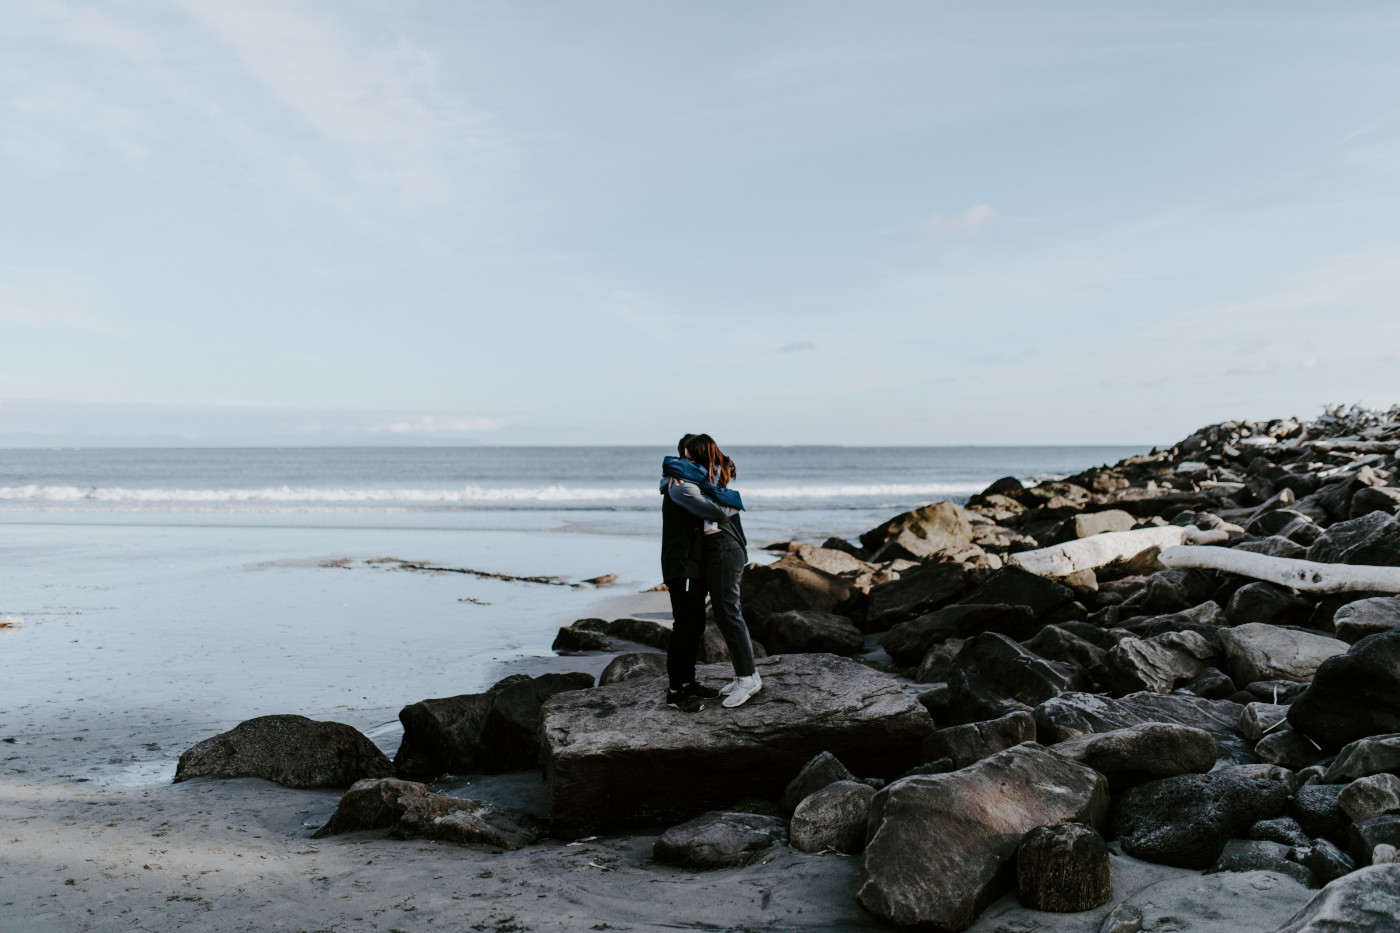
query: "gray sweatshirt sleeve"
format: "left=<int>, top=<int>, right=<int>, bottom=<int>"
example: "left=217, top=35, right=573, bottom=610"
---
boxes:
left=667, top=482, right=739, bottom=521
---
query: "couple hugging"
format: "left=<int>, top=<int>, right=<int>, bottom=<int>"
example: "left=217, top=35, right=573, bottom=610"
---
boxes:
left=659, top=433, right=761, bottom=713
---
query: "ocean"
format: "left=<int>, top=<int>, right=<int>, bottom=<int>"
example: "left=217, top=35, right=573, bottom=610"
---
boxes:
left=0, top=445, right=1139, bottom=785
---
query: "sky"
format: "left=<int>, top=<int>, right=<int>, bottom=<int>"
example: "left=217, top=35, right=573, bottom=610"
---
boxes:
left=3, top=1, right=1400, bottom=447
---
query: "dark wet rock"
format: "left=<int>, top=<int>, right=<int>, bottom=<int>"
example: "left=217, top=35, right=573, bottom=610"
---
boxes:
left=314, top=777, right=433, bottom=837
left=1023, top=624, right=1107, bottom=670
left=698, top=619, right=769, bottom=664
left=540, top=654, right=932, bottom=836
left=789, top=780, right=875, bottom=854
left=474, top=672, right=595, bottom=773
left=1257, top=725, right=1325, bottom=770
left=1035, top=691, right=1252, bottom=764
left=1340, top=773, right=1400, bottom=822
left=779, top=750, right=857, bottom=813
left=1118, top=569, right=1218, bottom=617
left=313, top=777, right=545, bottom=849
left=1289, top=784, right=1350, bottom=846
left=740, top=555, right=864, bottom=627
left=899, top=758, right=955, bottom=779
left=860, top=500, right=975, bottom=561
left=1289, top=838, right=1356, bottom=887
left=1333, top=596, right=1400, bottom=644
left=751, top=609, right=863, bottom=655
left=1219, top=623, right=1347, bottom=687
left=1250, top=816, right=1311, bottom=848
left=1227, top=583, right=1315, bottom=628
left=1307, top=512, right=1400, bottom=566
left=920, top=710, right=1036, bottom=768
left=914, top=638, right=964, bottom=684
left=1016, top=822, right=1112, bottom=912
left=882, top=603, right=1033, bottom=667
left=175, top=714, right=393, bottom=789
left=957, top=567, right=1075, bottom=621
left=1177, top=667, right=1237, bottom=700
left=1242, top=703, right=1291, bottom=743
left=1099, top=630, right=1217, bottom=695
left=1351, top=814, right=1400, bottom=866
left=1235, top=535, right=1309, bottom=560
left=598, top=652, right=667, bottom=686
left=1113, top=766, right=1292, bottom=869
left=1273, top=863, right=1400, bottom=932
left=1206, top=839, right=1313, bottom=886
left=854, top=743, right=1108, bottom=930
left=863, top=563, right=970, bottom=632
left=946, top=632, right=1090, bottom=723
left=552, top=617, right=671, bottom=653
left=652, top=811, right=787, bottom=869
left=396, top=672, right=594, bottom=779
left=1050, top=722, right=1217, bottom=784
left=1289, top=627, right=1400, bottom=750
left=1322, top=733, right=1400, bottom=783
left=1351, top=485, right=1400, bottom=518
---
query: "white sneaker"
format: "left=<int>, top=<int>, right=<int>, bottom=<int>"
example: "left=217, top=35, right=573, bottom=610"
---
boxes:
left=719, top=677, right=740, bottom=696
left=722, top=674, right=762, bottom=708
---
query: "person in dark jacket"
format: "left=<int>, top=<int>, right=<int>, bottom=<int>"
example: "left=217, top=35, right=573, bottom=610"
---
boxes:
left=660, top=433, right=759, bottom=712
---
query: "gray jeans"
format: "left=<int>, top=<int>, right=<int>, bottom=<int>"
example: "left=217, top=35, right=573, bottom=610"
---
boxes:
left=701, top=532, right=757, bottom=678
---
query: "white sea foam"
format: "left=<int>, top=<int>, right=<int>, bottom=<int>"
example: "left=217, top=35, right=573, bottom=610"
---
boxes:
left=0, top=481, right=986, bottom=509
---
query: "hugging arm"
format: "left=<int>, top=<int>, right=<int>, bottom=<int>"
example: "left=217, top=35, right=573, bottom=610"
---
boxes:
left=667, top=482, right=738, bottom=521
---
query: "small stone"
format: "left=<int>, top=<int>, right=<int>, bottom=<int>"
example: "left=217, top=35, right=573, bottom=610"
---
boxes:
left=789, top=780, right=875, bottom=854
left=652, top=811, right=787, bottom=869
left=1340, top=773, right=1400, bottom=822
left=779, top=751, right=857, bottom=813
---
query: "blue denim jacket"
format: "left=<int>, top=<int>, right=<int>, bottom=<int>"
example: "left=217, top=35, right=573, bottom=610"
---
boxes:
left=661, top=456, right=745, bottom=511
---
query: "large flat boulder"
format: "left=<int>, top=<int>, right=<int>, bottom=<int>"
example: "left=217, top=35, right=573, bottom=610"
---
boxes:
left=540, top=653, right=933, bottom=836
left=1273, top=864, right=1400, bottom=933
left=860, top=500, right=974, bottom=560
left=750, top=609, right=863, bottom=655
left=174, top=714, right=393, bottom=789
left=853, top=742, right=1108, bottom=930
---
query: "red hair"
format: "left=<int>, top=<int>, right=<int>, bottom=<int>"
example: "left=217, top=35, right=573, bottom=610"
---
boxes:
left=683, top=434, right=736, bottom=487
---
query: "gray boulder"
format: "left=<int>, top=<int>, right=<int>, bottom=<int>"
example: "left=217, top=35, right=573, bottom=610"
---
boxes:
left=1289, top=784, right=1350, bottom=846
left=1334, top=596, right=1400, bottom=644
left=1071, top=509, right=1136, bottom=538
left=1242, top=702, right=1291, bottom=743
left=1272, top=864, right=1400, bottom=933
left=740, top=555, right=864, bottom=627
left=789, top=780, right=875, bottom=854
left=1050, top=722, right=1217, bottom=783
left=920, top=710, right=1036, bottom=769
left=1113, top=766, right=1292, bottom=868
left=1218, top=623, right=1347, bottom=687
left=1289, top=627, right=1400, bottom=750
left=1099, top=630, right=1217, bottom=695
left=174, top=714, right=393, bottom=789
left=652, top=811, right=787, bottom=869
left=540, top=654, right=932, bottom=836
left=863, top=563, right=969, bottom=632
left=1256, top=725, right=1324, bottom=770
left=957, top=566, right=1075, bottom=620
left=1035, top=691, right=1252, bottom=764
left=854, top=743, right=1108, bottom=930
left=1016, top=822, right=1112, bottom=912
left=1351, top=814, right=1400, bottom=866
left=881, top=603, right=1033, bottom=667
left=946, top=631, right=1089, bottom=724
left=552, top=617, right=672, bottom=653
left=1322, top=733, right=1400, bottom=783
left=1290, top=839, right=1356, bottom=887
left=1226, top=583, right=1315, bottom=627
left=471, top=672, right=595, bottom=773
left=1351, top=486, right=1400, bottom=518
left=598, top=652, right=667, bottom=686
left=1250, top=816, right=1311, bottom=848
left=859, top=500, right=974, bottom=560
left=915, top=637, right=964, bottom=684
left=1340, top=773, right=1400, bottom=822
left=752, top=609, right=863, bottom=655
left=313, top=777, right=545, bottom=849
left=1023, top=624, right=1106, bottom=670
left=1207, top=839, right=1313, bottom=887
left=780, top=750, right=857, bottom=813
left=1307, top=511, right=1400, bottom=566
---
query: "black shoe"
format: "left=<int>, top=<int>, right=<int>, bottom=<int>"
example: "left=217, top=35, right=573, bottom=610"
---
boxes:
left=666, top=689, right=705, bottom=713
left=680, top=682, right=721, bottom=700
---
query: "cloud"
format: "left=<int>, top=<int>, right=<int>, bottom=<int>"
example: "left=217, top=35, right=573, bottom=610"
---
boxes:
left=1300, top=356, right=1319, bottom=370
left=778, top=340, right=816, bottom=353
left=917, top=204, right=1003, bottom=237
left=1226, top=360, right=1273, bottom=377
left=371, top=415, right=505, bottom=435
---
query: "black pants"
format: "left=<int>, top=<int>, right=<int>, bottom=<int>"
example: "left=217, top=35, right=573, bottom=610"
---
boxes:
left=665, top=533, right=757, bottom=689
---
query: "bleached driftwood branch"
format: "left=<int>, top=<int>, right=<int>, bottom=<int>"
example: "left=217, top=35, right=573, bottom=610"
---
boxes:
left=1304, top=439, right=1400, bottom=454
left=1159, top=546, right=1400, bottom=594
left=1007, top=526, right=1228, bottom=578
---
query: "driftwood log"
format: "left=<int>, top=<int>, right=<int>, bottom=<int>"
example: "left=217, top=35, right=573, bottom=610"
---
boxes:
left=1159, top=546, right=1400, bottom=594
left=1006, top=526, right=1228, bottom=578
left=1016, top=823, right=1112, bottom=912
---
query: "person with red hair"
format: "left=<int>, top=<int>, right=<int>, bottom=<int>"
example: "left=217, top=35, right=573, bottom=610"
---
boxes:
left=659, top=433, right=761, bottom=711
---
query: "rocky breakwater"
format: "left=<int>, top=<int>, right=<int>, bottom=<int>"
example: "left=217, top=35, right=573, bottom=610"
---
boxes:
left=538, top=653, right=933, bottom=837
